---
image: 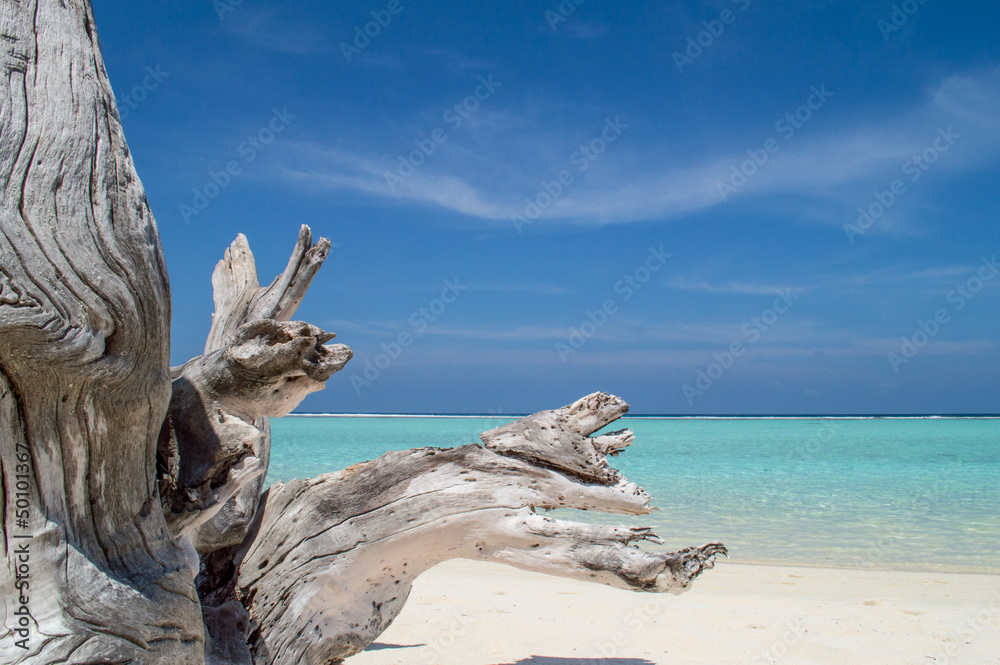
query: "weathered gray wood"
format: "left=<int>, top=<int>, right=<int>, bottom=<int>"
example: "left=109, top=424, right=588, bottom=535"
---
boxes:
left=1, top=4, right=725, bottom=664
left=150, top=228, right=353, bottom=662
left=221, top=394, right=725, bottom=665
left=179, top=229, right=348, bottom=556
left=159, top=319, right=351, bottom=542
left=480, top=392, right=635, bottom=484
left=0, top=1, right=203, bottom=662
left=206, top=226, right=331, bottom=354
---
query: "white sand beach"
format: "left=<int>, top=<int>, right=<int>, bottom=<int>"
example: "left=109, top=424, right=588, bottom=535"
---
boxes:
left=351, top=559, right=1000, bottom=665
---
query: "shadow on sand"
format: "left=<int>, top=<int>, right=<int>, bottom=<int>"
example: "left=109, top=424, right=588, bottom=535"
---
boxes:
left=363, top=642, right=425, bottom=651
left=360, top=646, right=657, bottom=664
left=495, top=658, right=657, bottom=665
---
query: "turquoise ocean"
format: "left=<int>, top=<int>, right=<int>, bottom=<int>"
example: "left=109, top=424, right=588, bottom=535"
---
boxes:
left=268, top=416, right=999, bottom=574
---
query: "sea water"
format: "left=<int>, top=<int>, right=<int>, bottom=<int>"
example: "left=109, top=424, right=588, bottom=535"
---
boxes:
left=268, top=416, right=999, bottom=573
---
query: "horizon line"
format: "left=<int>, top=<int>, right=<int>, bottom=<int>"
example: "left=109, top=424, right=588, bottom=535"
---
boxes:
left=286, top=412, right=1000, bottom=419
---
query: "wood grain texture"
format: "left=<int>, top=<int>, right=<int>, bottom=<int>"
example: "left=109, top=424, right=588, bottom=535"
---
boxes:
left=160, top=318, right=351, bottom=542
left=1, top=1, right=203, bottom=662
left=1, top=5, right=724, bottom=664
left=179, top=229, right=349, bottom=559
left=220, top=394, right=725, bottom=665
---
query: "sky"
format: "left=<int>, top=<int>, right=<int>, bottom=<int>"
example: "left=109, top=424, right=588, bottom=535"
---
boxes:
left=91, top=0, right=1000, bottom=415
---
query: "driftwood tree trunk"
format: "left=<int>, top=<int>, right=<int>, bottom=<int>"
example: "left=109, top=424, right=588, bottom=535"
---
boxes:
left=1, top=3, right=725, bottom=665
left=0, top=0, right=205, bottom=662
left=225, top=393, right=725, bottom=665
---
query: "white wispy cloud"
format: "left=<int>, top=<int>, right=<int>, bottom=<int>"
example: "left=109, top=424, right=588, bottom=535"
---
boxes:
left=561, top=23, right=609, bottom=40
left=272, top=68, right=1000, bottom=226
left=371, top=337, right=998, bottom=372
left=331, top=322, right=572, bottom=342
left=665, top=278, right=805, bottom=296
left=421, top=47, right=496, bottom=73
left=222, top=8, right=338, bottom=56
left=666, top=261, right=995, bottom=299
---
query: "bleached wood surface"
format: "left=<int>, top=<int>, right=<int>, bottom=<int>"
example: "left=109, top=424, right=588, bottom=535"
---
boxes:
left=1, top=1, right=203, bottom=662
left=222, top=394, right=725, bottom=665
left=1, top=3, right=724, bottom=664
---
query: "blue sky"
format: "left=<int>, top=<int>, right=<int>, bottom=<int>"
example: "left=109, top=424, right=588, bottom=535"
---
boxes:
left=93, top=0, right=1000, bottom=414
